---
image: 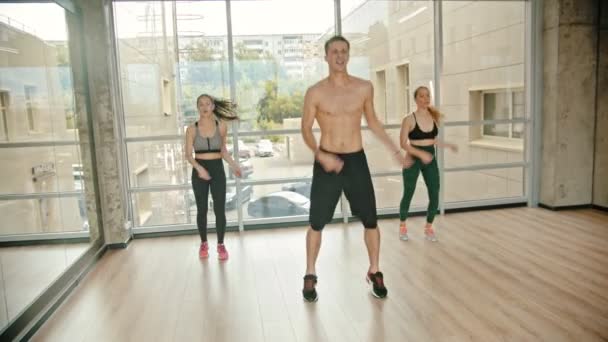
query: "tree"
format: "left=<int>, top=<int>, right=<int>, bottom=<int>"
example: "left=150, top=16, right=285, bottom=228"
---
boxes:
left=235, top=42, right=273, bottom=60
left=256, top=80, right=304, bottom=125
left=182, top=41, right=216, bottom=61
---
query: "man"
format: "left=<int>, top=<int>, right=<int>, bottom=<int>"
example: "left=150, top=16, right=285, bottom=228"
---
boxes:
left=301, top=35, right=405, bottom=302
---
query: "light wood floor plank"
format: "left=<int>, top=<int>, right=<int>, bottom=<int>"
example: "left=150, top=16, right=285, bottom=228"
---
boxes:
left=32, top=208, right=608, bottom=342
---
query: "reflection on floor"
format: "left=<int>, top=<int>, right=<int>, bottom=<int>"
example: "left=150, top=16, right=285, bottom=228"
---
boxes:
left=0, top=243, right=89, bottom=328
left=33, top=208, right=608, bottom=342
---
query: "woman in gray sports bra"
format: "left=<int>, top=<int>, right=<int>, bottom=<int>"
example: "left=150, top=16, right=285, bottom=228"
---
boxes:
left=185, top=94, right=240, bottom=261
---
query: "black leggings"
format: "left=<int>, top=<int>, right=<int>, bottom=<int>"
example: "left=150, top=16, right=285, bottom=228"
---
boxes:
left=192, top=159, right=226, bottom=243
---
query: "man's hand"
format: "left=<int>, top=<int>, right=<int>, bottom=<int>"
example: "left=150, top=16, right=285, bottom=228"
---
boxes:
left=316, top=150, right=344, bottom=173
left=393, top=150, right=407, bottom=168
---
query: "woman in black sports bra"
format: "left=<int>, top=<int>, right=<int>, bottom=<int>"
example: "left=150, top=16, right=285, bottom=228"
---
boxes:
left=185, top=94, right=241, bottom=260
left=397, top=86, right=458, bottom=242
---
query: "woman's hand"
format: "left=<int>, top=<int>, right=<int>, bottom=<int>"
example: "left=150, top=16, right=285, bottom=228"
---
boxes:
left=231, top=164, right=243, bottom=178
left=197, top=167, right=211, bottom=180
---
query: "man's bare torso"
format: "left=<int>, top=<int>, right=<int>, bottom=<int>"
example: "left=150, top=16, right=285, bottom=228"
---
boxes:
left=310, top=76, right=369, bottom=154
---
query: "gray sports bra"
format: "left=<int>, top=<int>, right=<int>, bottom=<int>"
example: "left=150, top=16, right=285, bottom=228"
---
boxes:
left=193, top=120, right=222, bottom=154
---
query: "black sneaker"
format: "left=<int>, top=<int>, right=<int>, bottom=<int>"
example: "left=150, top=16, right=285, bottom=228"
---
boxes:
left=366, top=271, right=388, bottom=298
left=302, top=274, right=318, bottom=302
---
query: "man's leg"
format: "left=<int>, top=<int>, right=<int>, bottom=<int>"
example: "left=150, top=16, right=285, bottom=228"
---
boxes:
left=306, top=228, right=322, bottom=275
left=343, top=151, right=387, bottom=298
left=303, top=160, right=342, bottom=301
left=364, top=227, right=380, bottom=273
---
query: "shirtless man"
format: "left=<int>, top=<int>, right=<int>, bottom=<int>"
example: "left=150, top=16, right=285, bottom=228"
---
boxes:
left=301, top=35, right=405, bottom=301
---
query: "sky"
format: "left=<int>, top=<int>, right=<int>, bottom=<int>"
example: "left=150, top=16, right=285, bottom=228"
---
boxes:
left=0, top=3, right=68, bottom=41
left=0, top=0, right=369, bottom=41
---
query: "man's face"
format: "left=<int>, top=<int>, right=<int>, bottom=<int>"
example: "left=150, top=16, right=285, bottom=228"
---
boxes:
left=325, top=41, right=349, bottom=72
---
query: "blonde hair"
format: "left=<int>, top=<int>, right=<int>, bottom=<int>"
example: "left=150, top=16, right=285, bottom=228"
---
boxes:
left=414, top=86, right=441, bottom=123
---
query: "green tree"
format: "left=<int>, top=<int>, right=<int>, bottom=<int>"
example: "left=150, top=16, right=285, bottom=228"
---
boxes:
left=256, top=80, right=304, bottom=124
left=183, top=41, right=216, bottom=61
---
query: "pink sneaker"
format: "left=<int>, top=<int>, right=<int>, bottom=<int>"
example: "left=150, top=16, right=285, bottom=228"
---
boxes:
left=217, top=243, right=229, bottom=260
left=399, top=223, right=409, bottom=241
left=199, top=241, right=209, bottom=259
left=425, top=227, right=438, bottom=242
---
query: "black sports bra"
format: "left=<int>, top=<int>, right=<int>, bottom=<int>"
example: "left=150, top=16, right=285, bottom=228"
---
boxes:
left=408, top=113, right=438, bottom=140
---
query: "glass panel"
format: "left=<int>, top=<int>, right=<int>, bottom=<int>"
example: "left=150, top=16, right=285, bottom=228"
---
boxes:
left=443, top=124, right=525, bottom=169
left=483, top=92, right=510, bottom=137
left=0, top=197, right=87, bottom=235
left=342, top=1, right=435, bottom=125
left=0, top=145, right=83, bottom=194
left=0, top=243, right=89, bottom=325
left=238, top=133, right=316, bottom=181
left=0, top=4, right=78, bottom=143
left=441, top=0, right=525, bottom=124
left=0, top=2, right=94, bottom=330
left=230, top=0, right=333, bottom=131
left=373, top=174, right=428, bottom=211
left=175, top=1, right=230, bottom=128
left=512, top=90, right=525, bottom=138
left=127, top=140, right=188, bottom=186
left=133, top=190, right=188, bottom=227
left=113, top=1, right=182, bottom=138
left=244, top=183, right=343, bottom=222
left=445, top=167, right=524, bottom=202
left=364, top=128, right=402, bottom=174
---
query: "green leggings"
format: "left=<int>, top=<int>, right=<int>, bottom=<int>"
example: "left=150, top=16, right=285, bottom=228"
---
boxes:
left=399, top=145, right=439, bottom=223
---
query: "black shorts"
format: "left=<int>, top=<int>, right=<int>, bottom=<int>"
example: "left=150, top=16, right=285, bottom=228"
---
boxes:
left=309, top=149, right=377, bottom=231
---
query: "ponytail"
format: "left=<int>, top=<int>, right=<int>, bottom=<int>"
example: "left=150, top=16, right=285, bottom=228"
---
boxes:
left=196, top=94, right=238, bottom=121
left=428, top=105, right=441, bottom=124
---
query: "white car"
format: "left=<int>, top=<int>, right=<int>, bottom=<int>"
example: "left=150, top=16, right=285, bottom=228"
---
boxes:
left=255, top=139, right=274, bottom=157
left=227, top=140, right=252, bottom=158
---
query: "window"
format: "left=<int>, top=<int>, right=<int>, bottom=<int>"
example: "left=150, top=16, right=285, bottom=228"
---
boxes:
left=24, top=85, right=37, bottom=131
left=482, top=90, right=524, bottom=139
left=396, top=64, right=410, bottom=117
left=0, top=91, right=9, bottom=140
left=375, top=70, right=387, bottom=122
left=162, top=78, right=172, bottom=116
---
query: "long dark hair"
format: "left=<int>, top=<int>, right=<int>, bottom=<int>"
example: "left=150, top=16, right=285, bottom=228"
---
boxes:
left=196, top=94, right=238, bottom=121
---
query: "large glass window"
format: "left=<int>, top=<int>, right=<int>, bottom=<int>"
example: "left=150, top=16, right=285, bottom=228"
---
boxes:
left=441, top=1, right=527, bottom=205
left=0, top=2, right=94, bottom=330
left=342, top=0, right=434, bottom=213
left=113, top=0, right=532, bottom=232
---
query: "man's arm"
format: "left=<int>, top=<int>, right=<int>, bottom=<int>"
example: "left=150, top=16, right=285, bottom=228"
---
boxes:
left=301, top=87, right=319, bottom=155
left=302, top=86, right=343, bottom=172
left=363, top=81, right=403, bottom=159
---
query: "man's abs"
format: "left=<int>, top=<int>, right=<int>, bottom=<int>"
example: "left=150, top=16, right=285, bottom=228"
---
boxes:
left=317, top=116, right=363, bottom=153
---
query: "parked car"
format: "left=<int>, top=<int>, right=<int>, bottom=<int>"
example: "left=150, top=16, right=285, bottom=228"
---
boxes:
left=281, top=181, right=312, bottom=198
left=255, top=139, right=274, bottom=157
left=247, top=191, right=310, bottom=218
left=228, top=157, right=253, bottom=179
left=227, top=140, right=252, bottom=158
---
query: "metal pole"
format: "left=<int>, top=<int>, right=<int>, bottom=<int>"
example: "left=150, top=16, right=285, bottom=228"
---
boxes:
left=433, top=0, right=444, bottom=215
left=225, top=0, right=243, bottom=231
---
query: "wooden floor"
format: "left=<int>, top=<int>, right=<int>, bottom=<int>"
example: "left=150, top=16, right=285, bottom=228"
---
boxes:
left=33, top=208, right=608, bottom=342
